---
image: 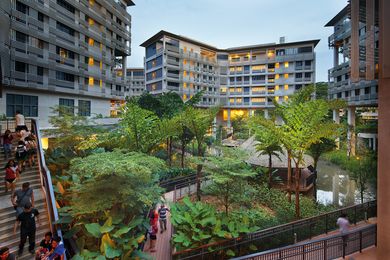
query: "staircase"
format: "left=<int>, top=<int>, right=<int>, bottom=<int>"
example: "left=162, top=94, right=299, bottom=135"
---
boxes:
left=0, top=136, right=51, bottom=259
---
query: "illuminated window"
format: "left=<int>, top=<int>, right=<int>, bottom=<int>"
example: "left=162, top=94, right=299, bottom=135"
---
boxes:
left=89, top=0, right=94, bottom=5
left=88, top=18, right=94, bottom=26
left=190, top=83, right=194, bottom=89
left=190, top=60, right=194, bottom=66
left=190, top=94, right=193, bottom=99
left=229, top=87, right=235, bottom=93
left=275, top=96, right=279, bottom=101
left=284, top=96, right=289, bottom=101
left=230, top=67, right=235, bottom=72
left=190, top=48, right=193, bottom=52
left=275, top=74, right=280, bottom=79
left=183, top=59, right=187, bottom=65
left=275, top=62, right=280, bottom=68
left=229, top=98, right=235, bottom=103
left=284, top=73, right=289, bottom=79
left=236, top=67, right=243, bottom=72
left=152, top=72, right=156, bottom=79
left=88, top=57, right=94, bottom=66
left=88, top=77, right=94, bottom=86
left=275, top=85, right=280, bottom=91
left=252, top=65, right=266, bottom=71
left=100, top=61, right=102, bottom=69
left=190, top=72, right=194, bottom=78
left=88, top=38, right=94, bottom=46
left=220, top=87, right=227, bottom=93
left=252, top=97, right=265, bottom=103
left=284, top=84, right=289, bottom=90
left=267, top=50, right=275, bottom=58
left=236, top=98, right=242, bottom=103
left=236, top=88, right=242, bottom=92
left=284, top=62, right=289, bottom=68
left=183, top=71, right=187, bottom=77
left=99, top=79, right=103, bottom=88
left=100, top=43, right=103, bottom=50
left=183, top=46, right=187, bottom=52
left=223, top=110, right=228, bottom=121
left=252, top=86, right=265, bottom=92
left=183, top=94, right=187, bottom=100
left=183, top=82, right=187, bottom=89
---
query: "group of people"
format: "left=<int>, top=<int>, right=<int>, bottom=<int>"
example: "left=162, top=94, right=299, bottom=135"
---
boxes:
left=145, top=204, right=170, bottom=252
left=1, top=112, right=65, bottom=258
left=3, top=111, right=37, bottom=194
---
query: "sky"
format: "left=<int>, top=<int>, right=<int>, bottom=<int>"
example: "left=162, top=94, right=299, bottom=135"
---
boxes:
left=127, top=0, right=347, bottom=82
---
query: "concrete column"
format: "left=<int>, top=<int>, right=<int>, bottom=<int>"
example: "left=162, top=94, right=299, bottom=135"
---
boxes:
left=378, top=0, right=390, bottom=257
left=350, top=0, right=360, bottom=82
left=347, top=107, right=356, bottom=157
left=122, top=55, right=126, bottom=81
left=212, top=117, right=217, bottom=138
left=332, top=175, right=340, bottom=206
left=264, top=109, right=269, bottom=119
left=333, top=109, right=340, bottom=149
left=366, top=0, right=376, bottom=80
left=226, top=109, right=231, bottom=128
left=333, top=46, right=339, bottom=67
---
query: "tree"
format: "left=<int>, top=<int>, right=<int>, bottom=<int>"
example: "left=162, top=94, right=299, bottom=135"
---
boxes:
left=308, top=138, right=336, bottom=171
left=314, top=82, right=329, bottom=100
left=184, top=107, right=218, bottom=200
left=199, top=148, right=257, bottom=215
left=351, top=151, right=377, bottom=203
left=61, top=151, right=165, bottom=259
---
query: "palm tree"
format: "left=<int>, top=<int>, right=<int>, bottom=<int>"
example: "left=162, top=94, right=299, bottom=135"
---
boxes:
left=255, top=133, right=283, bottom=188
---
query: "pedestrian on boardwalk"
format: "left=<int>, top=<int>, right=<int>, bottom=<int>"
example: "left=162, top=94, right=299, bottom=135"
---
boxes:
left=148, top=224, right=158, bottom=253
left=4, top=159, right=19, bottom=193
left=15, top=111, right=27, bottom=132
left=35, top=231, right=53, bottom=260
left=0, top=247, right=16, bottom=260
left=12, top=182, right=34, bottom=216
left=13, top=202, right=40, bottom=256
left=15, top=140, right=27, bottom=172
left=2, top=130, right=13, bottom=160
left=337, top=213, right=350, bottom=234
left=148, top=206, right=158, bottom=226
left=158, top=204, right=170, bottom=233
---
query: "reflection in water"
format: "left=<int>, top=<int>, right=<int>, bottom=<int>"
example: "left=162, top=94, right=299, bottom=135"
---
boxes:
left=316, top=159, right=375, bottom=206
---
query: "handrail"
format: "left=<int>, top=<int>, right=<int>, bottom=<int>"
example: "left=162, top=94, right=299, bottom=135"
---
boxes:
left=232, top=224, right=377, bottom=260
left=31, top=119, right=66, bottom=258
left=172, top=200, right=377, bottom=259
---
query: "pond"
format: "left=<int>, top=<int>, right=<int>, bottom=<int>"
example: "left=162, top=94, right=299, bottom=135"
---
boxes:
left=316, top=159, right=376, bottom=206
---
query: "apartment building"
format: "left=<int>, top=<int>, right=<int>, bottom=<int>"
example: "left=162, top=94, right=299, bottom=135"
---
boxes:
left=326, top=0, right=379, bottom=155
left=141, top=31, right=318, bottom=126
left=126, top=67, right=144, bottom=97
left=0, top=0, right=134, bottom=129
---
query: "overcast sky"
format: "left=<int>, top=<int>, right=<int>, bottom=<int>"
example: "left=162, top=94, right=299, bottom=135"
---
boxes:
left=127, top=0, right=347, bottom=82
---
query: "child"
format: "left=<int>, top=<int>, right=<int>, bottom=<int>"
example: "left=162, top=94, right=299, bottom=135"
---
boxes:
left=4, top=160, right=19, bottom=194
left=2, top=130, right=13, bottom=160
left=25, top=136, right=37, bottom=168
left=148, top=224, right=158, bottom=253
left=15, top=141, right=27, bottom=173
left=35, top=232, right=53, bottom=260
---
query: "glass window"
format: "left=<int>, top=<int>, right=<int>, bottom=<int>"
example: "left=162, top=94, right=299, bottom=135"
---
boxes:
left=37, top=66, right=44, bottom=76
left=78, top=100, right=91, bottom=116
left=59, top=98, right=74, bottom=115
left=6, top=94, right=38, bottom=117
left=15, top=31, right=28, bottom=43
left=56, top=22, right=75, bottom=36
left=15, top=61, right=28, bottom=72
left=57, top=0, right=75, bottom=13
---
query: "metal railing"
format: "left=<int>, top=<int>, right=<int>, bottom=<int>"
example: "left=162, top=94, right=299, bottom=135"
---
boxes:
left=233, top=224, right=377, bottom=260
left=0, top=118, right=32, bottom=134
left=31, top=119, right=66, bottom=259
left=172, top=200, right=377, bottom=259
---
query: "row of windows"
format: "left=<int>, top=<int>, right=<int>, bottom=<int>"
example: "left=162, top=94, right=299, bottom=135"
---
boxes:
left=5, top=94, right=91, bottom=117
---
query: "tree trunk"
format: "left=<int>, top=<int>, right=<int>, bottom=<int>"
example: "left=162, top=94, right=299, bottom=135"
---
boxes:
left=287, top=151, right=292, bottom=203
left=295, top=164, right=301, bottom=219
left=180, top=139, right=185, bottom=168
left=313, top=158, right=318, bottom=171
left=196, top=142, right=203, bottom=201
left=268, top=154, right=272, bottom=188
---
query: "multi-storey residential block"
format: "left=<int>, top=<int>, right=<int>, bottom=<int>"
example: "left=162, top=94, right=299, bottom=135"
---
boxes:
left=0, top=0, right=134, bottom=128
left=126, top=68, right=144, bottom=97
left=325, top=0, right=379, bottom=155
left=141, top=31, right=318, bottom=126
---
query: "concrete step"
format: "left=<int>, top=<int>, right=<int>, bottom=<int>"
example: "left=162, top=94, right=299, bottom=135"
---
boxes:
left=0, top=199, right=46, bottom=222
left=0, top=207, right=48, bottom=231
left=0, top=178, right=41, bottom=193
left=0, top=219, right=50, bottom=244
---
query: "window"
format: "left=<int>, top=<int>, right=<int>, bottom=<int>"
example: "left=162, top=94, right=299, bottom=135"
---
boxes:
left=89, top=77, right=94, bottom=86
left=16, top=31, right=27, bottom=43
left=56, top=71, right=74, bottom=82
left=275, top=63, right=280, bottom=68
left=365, top=87, right=370, bottom=94
left=57, top=0, right=75, bottom=13
left=59, top=98, right=74, bottom=115
left=87, top=37, right=94, bottom=46
left=275, top=74, right=280, bottom=79
left=37, top=66, right=44, bottom=76
left=56, top=22, right=74, bottom=36
left=6, top=94, right=38, bottom=117
left=284, top=73, right=289, bottom=79
left=56, top=46, right=75, bottom=59
left=252, top=97, right=265, bottom=103
left=38, top=12, right=44, bottom=22
left=16, top=1, right=29, bottom=14
left=284, top=62, right=289, bottom=68
left=183, top=59, right=187, bottom=65
left=252, top=65, right=266, bottom=71
left=284, top=84, right=289, bottom=90
left=78, top=100, right=91, bottom=116
left=305, top=60, right=311, bottom=66
left=296, top=73, right=302, bottom=78
left=88, top=57, right=94, bottom=66
left=298, top=46, right=312, bottom=53
left=183, top=71, right=187, bottom=77
left=355, top=89, right=360, bottom=96
left=15, top=61, right=28, bottom=72
left=275, top=85, right=279, bottom=91
left=304, top=72, right=311, bottom=78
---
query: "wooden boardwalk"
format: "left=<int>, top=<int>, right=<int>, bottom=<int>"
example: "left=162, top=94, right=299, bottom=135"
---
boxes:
left=143, top=191, right=174, bottom=260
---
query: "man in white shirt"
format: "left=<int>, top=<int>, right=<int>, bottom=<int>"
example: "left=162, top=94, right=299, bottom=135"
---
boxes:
left=15, top=111, right=27, bottom=132
left=337, top=213, right=350, bottom=234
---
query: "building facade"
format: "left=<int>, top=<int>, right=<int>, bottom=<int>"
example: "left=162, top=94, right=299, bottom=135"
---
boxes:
left=326, top=0, right=379, bottom=155
left=141, top=31, right=318, bottom=126
left=0, top=0, right=134, bottom=129
left=126, top=67, right=144, bottom=97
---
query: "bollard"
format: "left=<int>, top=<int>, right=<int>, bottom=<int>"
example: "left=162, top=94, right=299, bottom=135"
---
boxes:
left=294, top=233, right=297, bottom=244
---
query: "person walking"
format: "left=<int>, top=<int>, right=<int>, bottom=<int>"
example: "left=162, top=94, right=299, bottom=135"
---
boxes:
left=15, top=140, right=27, bottom=172
left=14, top=202, right=40, bottom=256
left=4, top=160, right=19, bottom=194
left=25, top=135, right=37, bottom=168
left=337, top=213, right=350, bottom=234
left=12, top=182, right=34, bottom=216
left=15, top=111, right=27, bottom=132
left=2, top=130, right=13, bottom=160
left=158, top=204, right=170, bottom=233
left=148, top=224, right=158, bottom=253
